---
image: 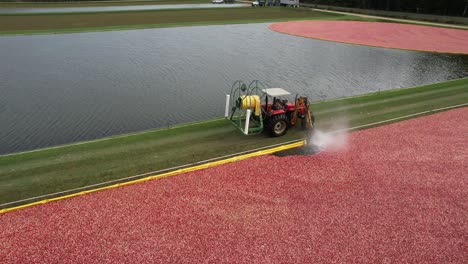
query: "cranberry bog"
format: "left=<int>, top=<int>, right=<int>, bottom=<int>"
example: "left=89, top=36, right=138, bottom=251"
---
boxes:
left=269, top=20, right=468, bottom=54
left=1, top=106, right=467, bottom=263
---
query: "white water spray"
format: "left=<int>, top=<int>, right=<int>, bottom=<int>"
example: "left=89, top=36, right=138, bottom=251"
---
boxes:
left=309, top=117, right=349, bottom=153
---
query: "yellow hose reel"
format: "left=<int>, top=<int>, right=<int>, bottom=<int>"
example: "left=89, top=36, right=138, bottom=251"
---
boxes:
left=240, top=95, right=261, bottom=116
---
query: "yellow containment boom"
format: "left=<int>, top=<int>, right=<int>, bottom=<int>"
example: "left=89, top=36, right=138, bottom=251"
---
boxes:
left=240, top=95, right=261, bottom=116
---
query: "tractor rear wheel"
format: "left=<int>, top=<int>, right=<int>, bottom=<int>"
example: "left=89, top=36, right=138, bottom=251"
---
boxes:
left=267, top=114, right=288, bottom=137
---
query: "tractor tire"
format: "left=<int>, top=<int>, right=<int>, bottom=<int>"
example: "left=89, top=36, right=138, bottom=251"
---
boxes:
left=266, top=114, right=289, bottom=137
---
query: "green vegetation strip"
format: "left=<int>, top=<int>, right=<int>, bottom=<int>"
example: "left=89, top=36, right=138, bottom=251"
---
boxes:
left=0, top=78, right=467, bottom=208
left=0, top=0, right=209, bottom=8
left=0, top=7, right=374, bottom=35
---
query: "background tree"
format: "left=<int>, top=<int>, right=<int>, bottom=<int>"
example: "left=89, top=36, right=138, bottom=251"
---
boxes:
left=303, top=0, right=468, bottom=16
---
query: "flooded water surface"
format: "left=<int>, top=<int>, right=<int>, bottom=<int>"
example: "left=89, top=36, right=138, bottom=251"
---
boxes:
left=1, top=23, right=467, bottom=154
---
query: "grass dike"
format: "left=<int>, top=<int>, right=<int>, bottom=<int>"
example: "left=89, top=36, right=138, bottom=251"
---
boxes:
left=0, top=7, right=368, bottom=35
left=0, top=78, right=467, bottom=208
left=0, top=0, right=210, bottom=8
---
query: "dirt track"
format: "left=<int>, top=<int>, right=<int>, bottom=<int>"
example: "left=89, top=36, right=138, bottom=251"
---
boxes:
left=269, top=21, right=468, bottom=54
left=1, top=108, right=467, bottom=263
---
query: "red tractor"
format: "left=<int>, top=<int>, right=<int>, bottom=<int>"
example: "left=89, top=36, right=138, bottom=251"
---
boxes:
left=225, top=80, right=314, bottom=137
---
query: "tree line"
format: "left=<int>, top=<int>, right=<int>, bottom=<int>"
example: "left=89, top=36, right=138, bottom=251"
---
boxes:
left=303, top=0, right=468, bottom=17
